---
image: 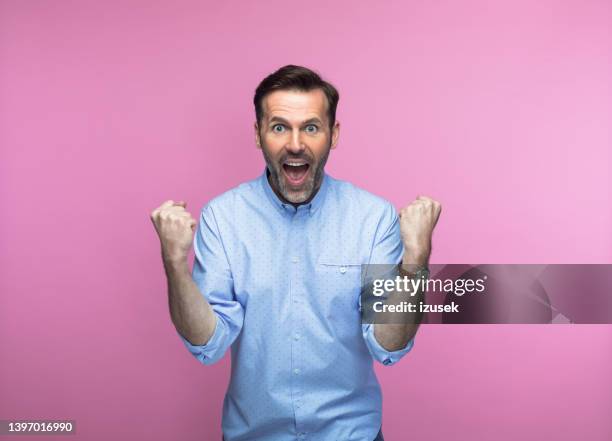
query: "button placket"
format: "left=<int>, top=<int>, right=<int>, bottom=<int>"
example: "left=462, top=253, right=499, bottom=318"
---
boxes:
left=289, top=210, right=306, bottom=430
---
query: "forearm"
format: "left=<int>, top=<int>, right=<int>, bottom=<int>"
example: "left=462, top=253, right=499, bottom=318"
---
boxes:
left=164, top=256, right=217, bottom=346
left=373, top=253, right=426, bottom=351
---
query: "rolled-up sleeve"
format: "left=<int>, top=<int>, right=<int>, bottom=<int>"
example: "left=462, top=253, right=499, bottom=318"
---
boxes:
left=361, top=201, right=416, bottom=366
left=362, top=323, right=415, bottom=366
left=178, top=204, right=244, bottom=365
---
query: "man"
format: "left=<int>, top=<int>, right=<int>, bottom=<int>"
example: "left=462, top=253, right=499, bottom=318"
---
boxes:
left=150, top=65, right=441, bottom=441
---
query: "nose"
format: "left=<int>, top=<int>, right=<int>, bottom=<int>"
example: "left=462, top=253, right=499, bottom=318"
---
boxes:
left=286, top=128, right=305, bottom=154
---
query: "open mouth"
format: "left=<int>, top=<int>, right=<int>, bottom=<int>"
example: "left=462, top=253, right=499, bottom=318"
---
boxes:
left=282, top=161, right=310, bottom=187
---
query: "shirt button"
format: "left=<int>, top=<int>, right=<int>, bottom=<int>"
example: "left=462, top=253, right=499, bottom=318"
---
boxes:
left=294, top=333, right=300, bottom=341
left=340, top=266, right=347, bottom=273
left=292, top=257, right=299, bottom=263
left=293, top=368, right=300, bottom=375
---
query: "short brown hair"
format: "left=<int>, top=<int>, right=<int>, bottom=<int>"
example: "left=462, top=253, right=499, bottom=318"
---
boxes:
left=254, top=65, right=340, bottom=130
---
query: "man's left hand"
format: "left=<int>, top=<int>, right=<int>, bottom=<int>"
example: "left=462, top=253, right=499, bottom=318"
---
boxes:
left=399, top=196, right=442, bottom=266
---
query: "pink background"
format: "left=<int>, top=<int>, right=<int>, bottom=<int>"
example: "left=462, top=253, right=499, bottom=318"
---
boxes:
left=1, top=1, right=610, bottom=440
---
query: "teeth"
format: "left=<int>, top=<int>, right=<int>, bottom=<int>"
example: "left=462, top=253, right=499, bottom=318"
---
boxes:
left=285, top=162, right=306, bottom=167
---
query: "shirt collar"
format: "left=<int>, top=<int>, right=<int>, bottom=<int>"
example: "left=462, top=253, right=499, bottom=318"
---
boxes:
left=260, top=167, right=329, bottom=216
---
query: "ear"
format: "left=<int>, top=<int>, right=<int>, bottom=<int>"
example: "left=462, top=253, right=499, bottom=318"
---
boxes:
left=254, top=121, right=261, bottom=149
left=330, top=120, right=340, bottom=150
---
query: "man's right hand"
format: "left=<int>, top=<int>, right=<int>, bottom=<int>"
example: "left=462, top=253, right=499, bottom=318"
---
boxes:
left=151, top=201, right=215, bottom=346
left=150, top=200, right=197, bottom=264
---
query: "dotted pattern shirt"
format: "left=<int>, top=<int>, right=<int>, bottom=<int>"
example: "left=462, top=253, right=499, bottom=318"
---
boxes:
left=179, top=169, right=414, bottom=441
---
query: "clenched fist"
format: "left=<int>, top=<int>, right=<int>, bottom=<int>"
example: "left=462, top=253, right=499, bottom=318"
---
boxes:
left=150, top=200, right=197, bottom=263
left=399, top=196, right=442, bottom=266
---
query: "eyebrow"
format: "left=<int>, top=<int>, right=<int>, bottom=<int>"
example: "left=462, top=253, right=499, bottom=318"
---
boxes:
left=268, top=116, right=323, bottom=126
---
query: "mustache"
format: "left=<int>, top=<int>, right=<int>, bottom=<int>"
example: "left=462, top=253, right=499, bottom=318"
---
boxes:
left=279, top=153, right=313, bottom=164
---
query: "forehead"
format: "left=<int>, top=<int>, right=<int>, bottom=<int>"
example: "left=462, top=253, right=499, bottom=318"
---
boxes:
left=261, top=89, right=329, bottom=123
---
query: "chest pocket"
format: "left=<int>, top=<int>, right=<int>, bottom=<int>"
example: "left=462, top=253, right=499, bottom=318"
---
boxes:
left=315, top=259, right=364, bottom=309
left=317, top=261, right=362, bottom=277
left=312, top=259, right=365, bottom=345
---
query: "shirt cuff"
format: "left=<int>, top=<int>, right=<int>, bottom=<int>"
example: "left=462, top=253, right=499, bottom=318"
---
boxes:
left=178, top=315, right=225, bottom=364
left=364, top=323, right=415, bottom=366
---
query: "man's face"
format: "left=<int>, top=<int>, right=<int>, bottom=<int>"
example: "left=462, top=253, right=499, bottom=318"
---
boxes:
left=255, top=89, right=340, bottom=204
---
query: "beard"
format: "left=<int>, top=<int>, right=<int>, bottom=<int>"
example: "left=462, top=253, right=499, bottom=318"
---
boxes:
left=262, top=143, right=331, bottom=205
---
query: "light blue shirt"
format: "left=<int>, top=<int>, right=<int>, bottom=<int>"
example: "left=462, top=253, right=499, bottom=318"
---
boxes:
left=179, top=169, right=414, bottom=441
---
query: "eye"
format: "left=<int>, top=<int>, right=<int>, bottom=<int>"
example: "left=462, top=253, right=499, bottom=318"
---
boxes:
left=272, top=124, right=286, bottom=133
left=304, top=124, right=318, bottom=134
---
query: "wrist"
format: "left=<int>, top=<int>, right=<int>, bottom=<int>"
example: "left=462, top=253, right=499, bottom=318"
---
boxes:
left=402, top=250, right=430, bottom=269
left=162, top=251, right=189, bottom=274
